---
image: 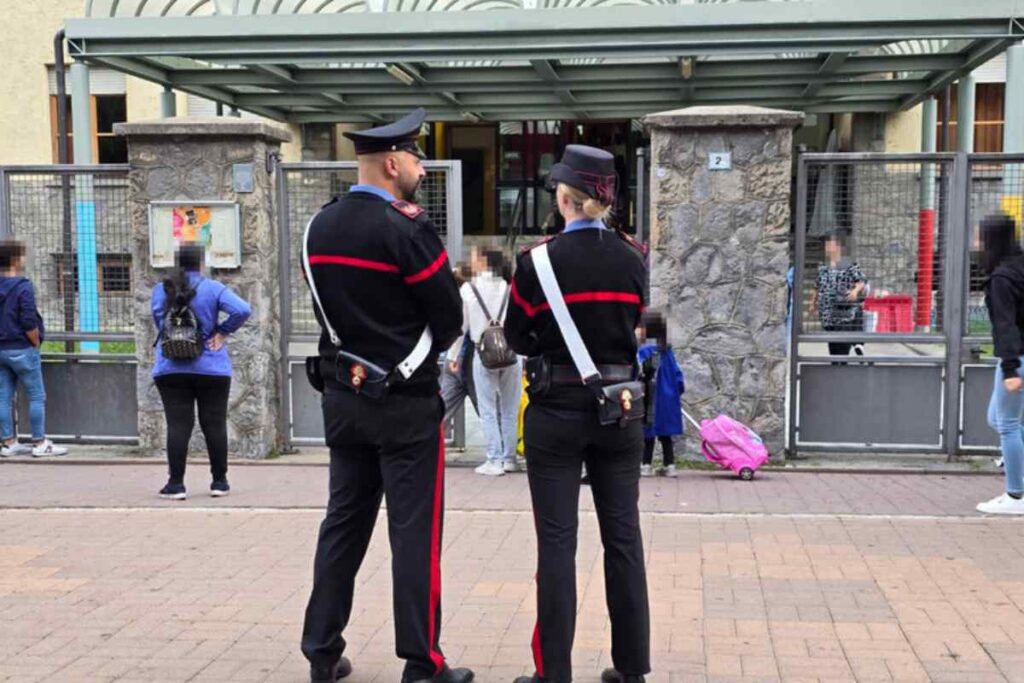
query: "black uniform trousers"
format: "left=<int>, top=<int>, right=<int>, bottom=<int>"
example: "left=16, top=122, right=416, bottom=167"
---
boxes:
left=302, top=386, right=448, bottom=680
left=524, top=403, right=651, bottom=683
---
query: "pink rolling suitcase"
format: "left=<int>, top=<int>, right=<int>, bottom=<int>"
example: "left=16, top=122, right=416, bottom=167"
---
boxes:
left=682, top=410, right=769, bottom=480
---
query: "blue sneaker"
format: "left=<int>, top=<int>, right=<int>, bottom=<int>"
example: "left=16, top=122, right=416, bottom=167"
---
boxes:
left=210, top=480, right=230, bottom=497
left=159, top=482, right=187, bottom=500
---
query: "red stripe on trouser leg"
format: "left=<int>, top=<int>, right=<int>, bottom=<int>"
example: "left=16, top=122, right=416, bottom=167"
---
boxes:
left=427, top=427, right=446, bottom=674
left=532, top=619, right=545, bottom=678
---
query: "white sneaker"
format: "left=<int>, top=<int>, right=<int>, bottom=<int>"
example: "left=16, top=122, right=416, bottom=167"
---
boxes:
left=976, top=493, right=1024, bottom=515
left=31, top=440, right=67, bottom=457
left=663, top=464, right=678, bottom=478
left=0, top=442, right=31, bottom=457
left=474, top=461, right=505, bottom=476
left=640, top=464, right=653, bottom=477
left=503, top=460, right=518, bottom=473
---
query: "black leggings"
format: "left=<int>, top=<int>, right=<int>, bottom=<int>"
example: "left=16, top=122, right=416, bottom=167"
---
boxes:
left=642, top=436, right=674, bottom=466
left=155, top=374, right=231, bottom=484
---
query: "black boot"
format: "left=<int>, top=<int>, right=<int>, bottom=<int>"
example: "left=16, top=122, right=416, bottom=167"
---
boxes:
left=402, top=665, right=474, bottom=683
left=601, top=669, right=645, bottom=683
left=310, top=656, right=352, bottom=682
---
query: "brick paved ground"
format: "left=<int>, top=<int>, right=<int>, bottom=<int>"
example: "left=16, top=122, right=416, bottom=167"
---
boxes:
left=1, top=463, right=1023, bottom=683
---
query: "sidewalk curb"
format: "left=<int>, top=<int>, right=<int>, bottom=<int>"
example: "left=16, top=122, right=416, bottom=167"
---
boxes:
left=0, top=457, right=1003, bottom=476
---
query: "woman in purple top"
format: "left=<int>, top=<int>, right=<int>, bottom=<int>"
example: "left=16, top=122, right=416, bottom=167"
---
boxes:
left=151, top=244, right=251, bottom=500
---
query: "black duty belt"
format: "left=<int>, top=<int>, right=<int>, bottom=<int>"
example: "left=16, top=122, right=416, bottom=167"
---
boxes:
left=550, top=363, right=635, bottom=385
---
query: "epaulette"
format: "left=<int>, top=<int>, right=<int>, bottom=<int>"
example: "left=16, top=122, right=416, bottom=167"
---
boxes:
left=519, top=234, right=557, bottom=255
left=617, top=230, right=648, bottom=256
left=389, top=200, right=425, bottom=220
left=320, top=196, right=339, bottom=210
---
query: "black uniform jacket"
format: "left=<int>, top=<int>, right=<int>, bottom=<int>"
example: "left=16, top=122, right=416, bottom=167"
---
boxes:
left=305, top=191, right=462, bottom=395
left=504, top=228, right=647, bottom=411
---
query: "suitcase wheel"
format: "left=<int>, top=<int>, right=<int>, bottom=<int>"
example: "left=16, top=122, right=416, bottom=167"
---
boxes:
left=739, top=467, right=755, bottom=481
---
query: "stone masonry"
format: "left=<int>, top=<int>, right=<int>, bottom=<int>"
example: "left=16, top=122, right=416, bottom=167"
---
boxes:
left=116, top=118, right=290, bottom=459
left=645, top=106, right=803, bottom=456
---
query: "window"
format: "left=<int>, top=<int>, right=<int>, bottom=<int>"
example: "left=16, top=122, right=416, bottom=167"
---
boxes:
left=937, top=83, right=1005, bottom=153
left=49, top=95, right=128, bottom=164
left=55, top=254, right=133, bottom=296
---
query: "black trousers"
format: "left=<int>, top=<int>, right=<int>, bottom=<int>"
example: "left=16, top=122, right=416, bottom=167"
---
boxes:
left=642, top=436, right=674, bottom=466
left=154, top=373, right=231, bottom=484
left=302, top=387, right=448, bottom=680
left=524, top=404, right=651, bottom=683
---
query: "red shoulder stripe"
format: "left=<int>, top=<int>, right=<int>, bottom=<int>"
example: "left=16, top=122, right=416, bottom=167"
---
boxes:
left=308, top=254, right=400, bottom=274
left=511, top=282, right=642, bottom=319
left=404, top=250, right=449, bottom=284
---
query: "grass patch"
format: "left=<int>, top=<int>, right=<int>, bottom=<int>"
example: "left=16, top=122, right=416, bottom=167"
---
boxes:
left=41, top=340, right=136, bottom=355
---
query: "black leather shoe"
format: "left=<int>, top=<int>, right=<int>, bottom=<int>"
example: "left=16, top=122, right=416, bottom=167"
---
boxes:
left=402, top=665, right=474, bottom=683
left=310, top=657, right=353, bottom=682
left=600, top=669, right=645, bottom=683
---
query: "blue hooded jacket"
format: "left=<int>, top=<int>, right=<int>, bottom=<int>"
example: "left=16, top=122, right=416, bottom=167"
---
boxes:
left=151, top=272, right=251, bottom=378
left=0, top=277, right=43, bottom=350
left=638, top=343, right=685, bottom=438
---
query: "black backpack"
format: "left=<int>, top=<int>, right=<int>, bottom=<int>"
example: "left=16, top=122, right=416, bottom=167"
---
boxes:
left=469, top=282, right=517, bottom=370
left=160, top=286, right=204, bottom=361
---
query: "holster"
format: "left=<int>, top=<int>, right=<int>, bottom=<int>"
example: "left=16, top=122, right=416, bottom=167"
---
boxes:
left=524, top=356, right=552, bottom=397
left=590, top=378, right=646, bottom=428
left=307, top=352, right=395, bottom=400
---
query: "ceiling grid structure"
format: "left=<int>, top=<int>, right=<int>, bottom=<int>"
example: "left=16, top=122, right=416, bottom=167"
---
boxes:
left=70, top=0, right=1024, bottom=122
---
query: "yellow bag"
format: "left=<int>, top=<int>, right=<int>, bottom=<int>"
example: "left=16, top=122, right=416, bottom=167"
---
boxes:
left=517, top=373, right=529, bottom=457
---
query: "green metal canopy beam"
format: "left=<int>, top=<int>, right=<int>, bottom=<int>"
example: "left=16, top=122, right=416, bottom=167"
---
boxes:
left=66, top=1, right=1023, bottom=62
left=900, top=35, right=1023, bottom=109
left=63, top=0, right=1023, bottom=122
left=802, top=52, right=849, bottom=98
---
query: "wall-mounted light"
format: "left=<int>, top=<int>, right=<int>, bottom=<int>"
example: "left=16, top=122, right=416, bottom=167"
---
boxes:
left=679, top=56, right=695, bottom=80
left=385, top=64, right=416, bottom=87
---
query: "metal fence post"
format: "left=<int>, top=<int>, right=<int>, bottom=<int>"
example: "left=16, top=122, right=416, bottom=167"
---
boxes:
left=0, top=168, right=9, bottom=237
left=276, top=164, right=294, bottom=454
left=943, top=153, right=970, bottom=459
left=787, top=154, right=809, bottom=457
left=446, top=160, right=463, bottom=263
left=635, top=147, right=646, bottom=243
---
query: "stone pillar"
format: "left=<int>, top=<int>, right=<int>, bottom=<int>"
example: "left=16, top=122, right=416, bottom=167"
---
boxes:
left=644, top=106, right=803, bottom=456
left=115, top=118, right=291, bottom=459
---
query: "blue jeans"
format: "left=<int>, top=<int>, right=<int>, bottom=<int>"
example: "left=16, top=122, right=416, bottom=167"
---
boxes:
left=472, top=354, right=522, bottom=464
left=0, top=347, right=45, bottom=441
left=988, top=361, right=1024, bottom=496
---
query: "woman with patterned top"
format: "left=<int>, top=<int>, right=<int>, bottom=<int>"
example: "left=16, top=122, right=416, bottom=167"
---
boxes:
left=810, top=233, right=868, bottom=357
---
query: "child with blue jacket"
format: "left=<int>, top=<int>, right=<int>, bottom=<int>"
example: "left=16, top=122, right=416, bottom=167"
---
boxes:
left=637, top=311, right=685, bottom=477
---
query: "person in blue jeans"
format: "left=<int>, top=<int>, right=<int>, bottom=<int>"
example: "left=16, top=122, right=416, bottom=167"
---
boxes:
left=0, top=240, right=66, bottom=458
left=978, top=214, right=1024, bottom=515
left=152, top=243, right=251, bottom=500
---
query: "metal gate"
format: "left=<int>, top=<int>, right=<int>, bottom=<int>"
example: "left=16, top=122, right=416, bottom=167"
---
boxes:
left=0, top=164, right=138, bottom=443
left=790, top=152, right=1024, bottom=457
left=277, top=161, right=463, bottom=446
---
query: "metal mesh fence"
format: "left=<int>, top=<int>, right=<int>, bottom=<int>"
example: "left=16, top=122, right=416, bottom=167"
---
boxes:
left=282, top=163, right=455, bottom=336
left=966, top=158, right=1024, bottom=338
left=1, top=166, right=133, bottom=339
left=799, top=158, right=951, bottom=336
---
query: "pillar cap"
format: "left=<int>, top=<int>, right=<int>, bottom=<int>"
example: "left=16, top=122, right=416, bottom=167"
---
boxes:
left=115, top=117, right=291, bottom=143
left=644, top=105, right=805, bottom=130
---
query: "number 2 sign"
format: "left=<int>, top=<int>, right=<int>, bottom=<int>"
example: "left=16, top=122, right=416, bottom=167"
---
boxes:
left=708, top=152, right=732, bottom=171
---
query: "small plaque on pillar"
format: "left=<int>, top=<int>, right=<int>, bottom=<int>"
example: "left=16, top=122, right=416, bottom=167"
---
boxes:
left=232, top=163, right=255, bottom=193
left=148, top=201, right=242, bottom=269
left=708, top=152, right=732, bottom=171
